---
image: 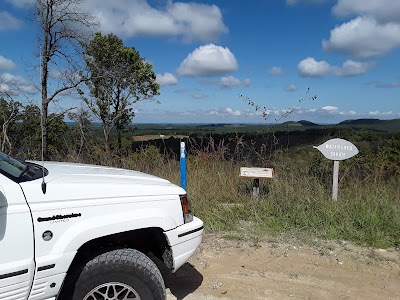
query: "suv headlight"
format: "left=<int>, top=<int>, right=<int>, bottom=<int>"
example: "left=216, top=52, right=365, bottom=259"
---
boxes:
left=180, top=194, right=193, bottom=223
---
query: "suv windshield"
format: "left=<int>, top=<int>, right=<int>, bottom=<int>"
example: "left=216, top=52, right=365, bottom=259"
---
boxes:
left=0, top=152, right=47, bottom=182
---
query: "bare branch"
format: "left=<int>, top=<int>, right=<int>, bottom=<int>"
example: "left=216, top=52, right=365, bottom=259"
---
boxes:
left=47, top=106, right=76, bottom=124
left=46, top=76, right=86, bottom=104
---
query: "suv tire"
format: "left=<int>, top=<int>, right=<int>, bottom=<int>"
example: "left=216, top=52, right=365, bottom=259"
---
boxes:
left=71, top=248, right=166, bottom=300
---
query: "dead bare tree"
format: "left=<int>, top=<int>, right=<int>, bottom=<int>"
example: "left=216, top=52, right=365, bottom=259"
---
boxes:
left=0, top=95, right=22, bottom=154
left=34, top=0, right=97, bottom=159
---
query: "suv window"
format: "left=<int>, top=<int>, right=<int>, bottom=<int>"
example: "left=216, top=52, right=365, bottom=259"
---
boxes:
left=0, top=152, right=47, bottom=183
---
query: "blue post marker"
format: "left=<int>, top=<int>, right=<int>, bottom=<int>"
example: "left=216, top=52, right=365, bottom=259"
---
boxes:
left=180, top=141, right=187, bottom=190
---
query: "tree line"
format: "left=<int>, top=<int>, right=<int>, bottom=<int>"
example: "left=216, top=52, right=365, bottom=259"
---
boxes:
left=0, top=0, right=159, bottom=159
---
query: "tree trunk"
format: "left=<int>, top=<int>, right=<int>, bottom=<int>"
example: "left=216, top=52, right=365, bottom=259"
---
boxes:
left=41, top=101, right=48, bottom=160
left=103, top=125, right=110, bottom=154
left=1, top=124, right=6, bottom=153
left=41, top=35, right=49, bottom=160
left=2, top=122, right=12, bottom=154
left=117, top=127, right=122, bottom=153
left=79, top=123, right=85, bottom=157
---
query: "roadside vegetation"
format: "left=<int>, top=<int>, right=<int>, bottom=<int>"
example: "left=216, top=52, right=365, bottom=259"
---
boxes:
left=1, top=109, right=398, bottom=249
left=153, top=132, right=400, bottom=249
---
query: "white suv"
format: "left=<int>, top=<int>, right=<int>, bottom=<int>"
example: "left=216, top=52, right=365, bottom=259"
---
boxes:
left=0, top=152, right=203, bottom=300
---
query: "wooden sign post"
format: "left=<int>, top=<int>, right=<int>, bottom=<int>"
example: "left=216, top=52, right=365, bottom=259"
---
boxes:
left=240, top=167, right=274, bottom=198
left=313, top=138, right=359, bottom=201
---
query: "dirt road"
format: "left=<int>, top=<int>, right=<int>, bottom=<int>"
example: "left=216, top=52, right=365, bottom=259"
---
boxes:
left=161, top=235, right=400, bottom=300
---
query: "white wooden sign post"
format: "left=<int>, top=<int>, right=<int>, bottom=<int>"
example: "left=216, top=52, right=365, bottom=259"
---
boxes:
left=313, top=138, right=359, bottom=201
left=240, top=167, right=274, bottom=197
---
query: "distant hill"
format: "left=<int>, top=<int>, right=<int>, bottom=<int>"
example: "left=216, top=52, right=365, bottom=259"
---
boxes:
left=339, top=119, right=383, bottom=125
left=282, top=120, right=319, bottom=127
left=337, top=118, right=400, bottom=132
left=70, top=118, right=399, bottom=135
left=298, top=120, right=319, bottom=126
left=274, top=118, right=399, bottom=133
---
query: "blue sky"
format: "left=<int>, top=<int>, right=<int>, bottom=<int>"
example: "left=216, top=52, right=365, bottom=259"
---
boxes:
left=0, top=0, right=399, bottom=124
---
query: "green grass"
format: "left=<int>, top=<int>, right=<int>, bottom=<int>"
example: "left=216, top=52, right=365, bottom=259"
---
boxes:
left=63, top=141, right=400, bottom=249
left=148, top=148, right=399, bottom=249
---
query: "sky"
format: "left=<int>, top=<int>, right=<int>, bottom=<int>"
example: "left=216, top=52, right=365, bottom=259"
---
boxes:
left=0, top=0, right=399, bottom=124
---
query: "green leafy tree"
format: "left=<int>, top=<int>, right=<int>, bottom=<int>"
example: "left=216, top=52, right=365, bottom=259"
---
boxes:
left=81, top=32, right=160, bottom=153
left=15, top=104, right=68, bottom=159
left=16, top=104, right=42, bottom=158
left=47, top=113, right=68, bottom=157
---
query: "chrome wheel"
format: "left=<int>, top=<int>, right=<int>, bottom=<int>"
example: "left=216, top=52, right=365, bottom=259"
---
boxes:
left=83, top=282, right=141, bottom=300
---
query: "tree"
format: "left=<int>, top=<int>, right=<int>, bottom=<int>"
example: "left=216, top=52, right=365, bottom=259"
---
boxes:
left=16, top=104, right=42, bottom=158
left=47, top=113, right=68, bottom=157
left=34, top=0, right=97, bottom=159
left=68, top=106, right=92, bottom=158
left=14, top=104, right=67, bottom=159
left=0, top=97, right=22, bottom=154
left=82, top=33, right=160, bottom=153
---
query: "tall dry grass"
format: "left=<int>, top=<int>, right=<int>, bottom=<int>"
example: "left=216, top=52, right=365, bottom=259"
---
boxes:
left=61, top=141, right=400, bottom=249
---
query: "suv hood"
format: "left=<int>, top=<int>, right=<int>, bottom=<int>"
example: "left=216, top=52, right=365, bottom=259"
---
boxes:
left=20, top=161, right=186, bottom=203
left=38, top=161, right=171, bottom=184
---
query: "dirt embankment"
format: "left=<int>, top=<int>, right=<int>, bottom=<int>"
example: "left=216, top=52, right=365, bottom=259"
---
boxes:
left=161, top=235, right=400, bottom=300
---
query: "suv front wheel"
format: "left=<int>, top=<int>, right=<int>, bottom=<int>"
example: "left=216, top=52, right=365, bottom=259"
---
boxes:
left=71, top=248, right=166, bottom=300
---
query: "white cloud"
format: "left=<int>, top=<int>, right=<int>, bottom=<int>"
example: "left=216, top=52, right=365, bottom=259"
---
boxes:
left=208, top=107, right=241, bottom=117
left=262, top=109, right=281, bottom=116
left=284, top=84, right=297, bottom=92
left=0, top=56, right=16, bottom=70
left=298, top=57, right=331, bottom=77
left=322, top=106, right=339, bottom=111
left=178, top=44, right=238, bottom=77
left=0, top=73, right=37, bottom=95
left=0, top=11, right=23, bottom=31
left=369, top=110, right=393, bottom=116
left=219, top=76, right=251, bottom=88
left=322, top=17, right=400, bottom=58
left=156, top=72, right=178, bottom=86
left=332, top=60, right=373, bottom=77
left=208, top=107, right=281, bottom=119
left=220, top=76, right=240, bottom=88
left=337, top=110, right=358, bottom=116
left=84, top=0, right=227, bottom=42
left=268, top=66, right=284, bottom=75
left=226, top=108, right=241, bottom=116
left=180, top=111, right=196, bottom=116
left=0, top=83, right=11, bottom=94
left=298, top=57, right=371, bottom=77
left=333, top=0, right=400, bottom=23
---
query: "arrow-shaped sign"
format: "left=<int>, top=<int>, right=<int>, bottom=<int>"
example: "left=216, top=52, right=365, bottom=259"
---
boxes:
left=313, top=138, right=358, bottom=161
